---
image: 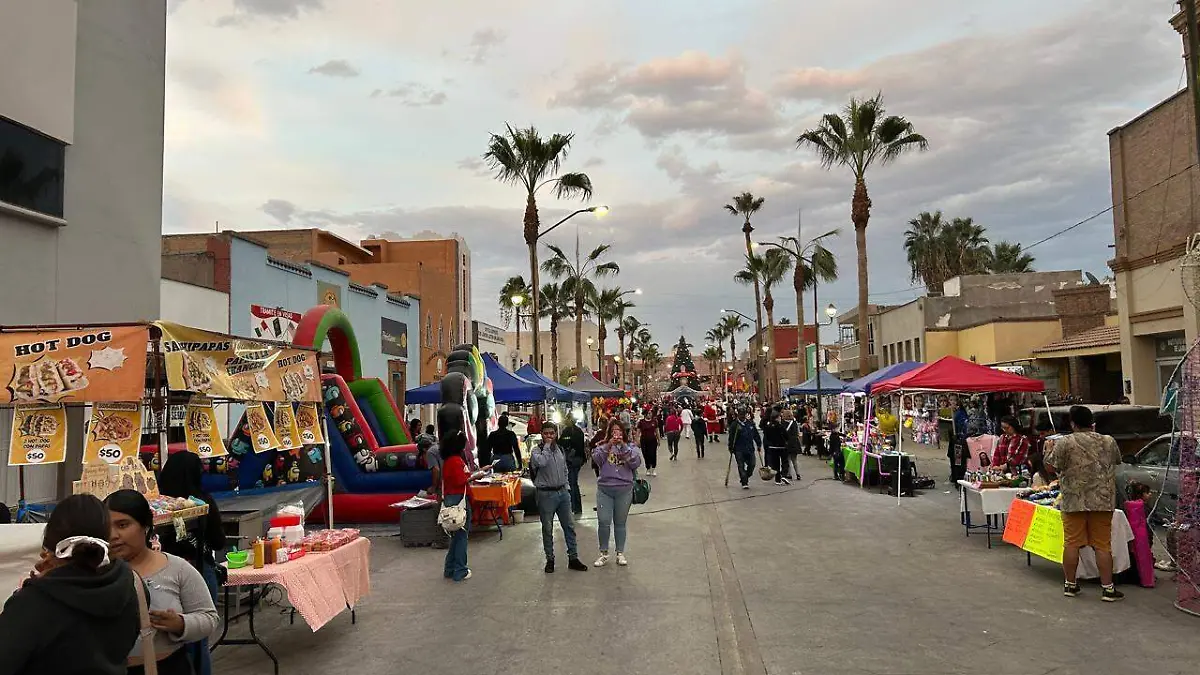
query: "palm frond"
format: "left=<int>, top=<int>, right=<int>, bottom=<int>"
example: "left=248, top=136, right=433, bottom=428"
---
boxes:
left=553, top=172, right=593, bottom=201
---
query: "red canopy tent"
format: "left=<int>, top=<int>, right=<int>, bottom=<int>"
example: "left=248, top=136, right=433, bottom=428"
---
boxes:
left=871, top=355, right=1045, bottom=395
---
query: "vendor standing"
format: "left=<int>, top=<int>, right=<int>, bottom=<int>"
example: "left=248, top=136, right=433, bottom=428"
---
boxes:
left=487, top=415, right=523, bottom=473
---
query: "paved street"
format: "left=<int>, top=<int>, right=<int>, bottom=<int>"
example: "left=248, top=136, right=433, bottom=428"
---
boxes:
left=214, top=442, right=1199, bottom=675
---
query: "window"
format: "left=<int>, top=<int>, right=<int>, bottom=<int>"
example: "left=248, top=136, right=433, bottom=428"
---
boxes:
left=0, top=116, right=66, bottom=218
left=867, top=323, right=876, bottom=355
left=914, top=337, right=921, bottom=361
left=438, top=317, right=444, bottom=350
left=904, top=340, right=912, bottom=361
left=1138, top=439, right=1171, bottom=467
left=425, top=315, right=432, bottom=347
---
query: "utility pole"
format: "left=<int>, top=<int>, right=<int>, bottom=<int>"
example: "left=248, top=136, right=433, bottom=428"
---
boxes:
left=1184, top=0, right=1200, bottom=164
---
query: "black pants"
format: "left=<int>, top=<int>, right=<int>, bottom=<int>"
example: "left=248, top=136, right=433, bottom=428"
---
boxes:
left=694, top=433, right=706, bottom=458
left=667, top=432, right=681, bottom=459
left=833, top=448, right=846, bottom=479
left=733, top=449, right=755, bottom=485
left=642, top=440, right=658, bottom=469
left=129, top=649, right=194, bottom=675
left=766, top=447, right=787, bottom=479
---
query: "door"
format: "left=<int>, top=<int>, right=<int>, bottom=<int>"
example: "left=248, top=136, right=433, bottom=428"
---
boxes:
left=388, top=360, right=406, bottom=411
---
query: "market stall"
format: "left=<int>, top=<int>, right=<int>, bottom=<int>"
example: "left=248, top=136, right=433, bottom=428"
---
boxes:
left=467, top=472, right=523, bottom=536
left=405, top=353, right=548, bottom=404
left=515, top=364, right=590, bottom=402
left=957, top=476, right=1027, bottom=547
left=1002, top=497, right=1133, bottom=578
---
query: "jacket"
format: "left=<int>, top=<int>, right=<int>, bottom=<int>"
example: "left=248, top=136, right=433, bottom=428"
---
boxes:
left=762, top=419, right=789, bottom=449
left=558, top=424, right=587, bottom=468
left=0, top=560, right=140, bottom=675
left=728, top=419, right=762, bottom=454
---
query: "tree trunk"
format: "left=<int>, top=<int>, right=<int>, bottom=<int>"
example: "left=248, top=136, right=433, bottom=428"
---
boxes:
left=575, top=294, right=584, bottom=375
left=742, top=220, right=765, bottom=397
left=617, top=329, right=626, bottom=389
left=764, top=289, right=777, bottom=400
left=524, top=194, right=542, bottom=374
left=598, top=322, right=608, bottom=382
left=794, top=266, right=807, bottom=382
left=852, top=178, right=873, bottom=375
left=550, top=316, right=559, bottom=379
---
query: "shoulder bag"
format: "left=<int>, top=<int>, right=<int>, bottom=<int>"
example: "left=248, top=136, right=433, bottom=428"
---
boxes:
left=437, top=464, right=469, bottom=533
left=130, top=570, right=159, bottom=675
left=631, top=445, right=651, bottom=505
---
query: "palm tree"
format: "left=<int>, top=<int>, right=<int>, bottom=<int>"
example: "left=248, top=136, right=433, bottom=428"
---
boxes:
left=498, top=275, right=529, bottom=354
left=538, top=282, right=572, bottom=378
left=903, top=212, right=991, bottom=293
left=483, top=125, right=594, bottom=374
left=724, top=192, right=767, bottom=384
left=735, top=250, right=793, bottom=399
left=797, top=94, right=928, bottom=374
left=638, top=342, right=664, bottom=386
left=765, top=229, right=839, bottom=380
left=588, top=287, right=635, bottom=384
left=541, top=243, right=620, bottom=373
left=944, top=216, right=990, bottom=280
left=702, top=344, right=725, bottom=392
left=985, top=241, right=1036, bottom=273
left=617, top=315, right=645, bottom=389
left=717, top=314, right=748, bottom=374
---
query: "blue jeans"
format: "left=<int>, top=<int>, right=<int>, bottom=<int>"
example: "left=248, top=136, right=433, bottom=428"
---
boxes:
left=568, top=464, right=583, bottom=513
left=536, top=488, right=578, bottom=561
left=188, top=561, right=219, bottom=675
left=734, top=449, right=756, bottom=486
left=493, top=454, right=517, bottom=472
left=442, top=494, right=470, bottom=581
left=596, top=484, right=633, bottom=553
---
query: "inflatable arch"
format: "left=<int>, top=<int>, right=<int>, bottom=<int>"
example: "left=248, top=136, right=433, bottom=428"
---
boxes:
left=294, top=305, right=362, bottom=381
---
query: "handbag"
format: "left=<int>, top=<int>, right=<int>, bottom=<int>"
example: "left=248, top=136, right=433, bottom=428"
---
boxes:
left=437, top=471, right=468, bottom=533
left=130, top=570, right=159, bottom=675
left=632, top=468, right=651, bottom=505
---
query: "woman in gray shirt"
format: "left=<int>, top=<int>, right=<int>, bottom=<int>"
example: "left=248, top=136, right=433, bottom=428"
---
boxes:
left=105, top=490, right=220, bottom=675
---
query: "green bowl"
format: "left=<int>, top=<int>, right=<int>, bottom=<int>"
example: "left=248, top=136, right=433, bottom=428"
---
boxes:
left=226, top=551, right=248, bottom=568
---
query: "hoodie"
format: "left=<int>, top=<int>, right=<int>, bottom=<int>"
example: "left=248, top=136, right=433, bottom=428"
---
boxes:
left=0, top=559, right=140, bottom=675
left=592, top=442, right=644, bottom=489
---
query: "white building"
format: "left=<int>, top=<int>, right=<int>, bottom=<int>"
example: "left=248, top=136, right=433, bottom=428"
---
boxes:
left=0, top=1, right=166, bottom=504
left=472, top=320, right=510, bottom=369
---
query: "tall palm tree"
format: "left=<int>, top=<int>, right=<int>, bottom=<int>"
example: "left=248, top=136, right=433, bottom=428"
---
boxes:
left=702, top=345, right=725, bottom=392
left=765, top=229, right=839, bottom=380
left=718, top=314, right=748, bottom=373
left=538, top=282, right=571, bottom=378
left=904, top=212, right=991, bottom=294
left=638, top=342, right=664, bottom=386
left=944, top=216, right=990, bottom=280
left=724, top=192, right=767, bottom=384
left=541, top=243, right=620, bottom=373
left=483, top=125, right=594, bottom=374
left=617, top=315, right=645, bottom=389
left=985, top=241, right=1036, bottom=273
left=588, top=287, right=635, bottom=384
left=735, top=250, right=793, bottom=399
left=797, top=94, right=928, bottom=374
left=498, top=275, right=529, bottom=355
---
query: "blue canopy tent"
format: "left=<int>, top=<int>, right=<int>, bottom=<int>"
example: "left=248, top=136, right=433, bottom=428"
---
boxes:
left=515, top=364, right=590, bottom=402
left=841, top=361, right=924, bottom=396
left=785, top=371, right=848, bottom=396
left=404, top=354, right=550, bottom=404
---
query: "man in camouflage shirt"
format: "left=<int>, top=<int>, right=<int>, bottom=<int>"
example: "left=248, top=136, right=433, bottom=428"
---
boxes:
left=1045, top=405, right=1124, bottom=602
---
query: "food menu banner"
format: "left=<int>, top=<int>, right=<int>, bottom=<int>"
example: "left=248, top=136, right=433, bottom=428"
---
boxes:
left=0, top=326, right=148, bottom=404
left=155, top=322, right=320, bottom=402
left=245, top=401, right=281, bottom=453
left=8, top=404, right=68, bottom=466
left=295, top=402, right=324, bottom=445
left=83, top=402, right=142, bottom=465
left=273, top=402, right=301, bottom=450
left=183, top=397, right=227, bottom=459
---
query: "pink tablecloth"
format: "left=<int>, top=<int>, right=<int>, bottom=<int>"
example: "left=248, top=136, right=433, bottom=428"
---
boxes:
left=225, top=537, right=371, bottom=632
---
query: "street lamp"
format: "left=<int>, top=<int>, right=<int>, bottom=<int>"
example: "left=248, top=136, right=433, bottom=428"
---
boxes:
left=511, top=294, right=527, bottom=365
left=812, top=302, right=838, bottom=421
left=586, top=336, right=596, bottom=373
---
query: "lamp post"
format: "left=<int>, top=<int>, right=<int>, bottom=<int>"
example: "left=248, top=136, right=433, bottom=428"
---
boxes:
left=511, top=293, right=526, bottom=366
left=586, top=336, right=597, bottom=376
left=721, top=308, right=763, bottom=398
left=813, top=302, right=838, bottom=420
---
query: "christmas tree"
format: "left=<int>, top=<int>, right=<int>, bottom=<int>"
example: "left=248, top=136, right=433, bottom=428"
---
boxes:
left=669, top=336, right=700, bottom=390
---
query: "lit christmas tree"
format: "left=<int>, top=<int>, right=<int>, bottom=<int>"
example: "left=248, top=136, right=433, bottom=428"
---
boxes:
left=669, top=336, right=700, bottom=390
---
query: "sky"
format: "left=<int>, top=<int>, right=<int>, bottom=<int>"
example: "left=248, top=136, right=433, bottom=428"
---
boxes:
left=163, top=0, right=1186, bottom=356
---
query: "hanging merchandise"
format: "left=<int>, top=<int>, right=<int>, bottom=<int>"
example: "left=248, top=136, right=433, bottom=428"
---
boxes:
left=245, top=401, right=280, bottom=453
left=273, top=401, right=301, bottom=450
left=8, top=404, right=68, bottom=466
left=295, top=401, right=324, bottom=445
left=184, top=396, right=227, bottom=458
left=83, top=402, right=142, bottom=465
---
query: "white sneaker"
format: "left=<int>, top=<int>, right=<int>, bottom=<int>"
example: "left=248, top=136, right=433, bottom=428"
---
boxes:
left=594, top=553, right=609, bottom=567
left=463, top=569, right=472, bottom=580
left=741, top=484, right=750, bottom=490
left=649, top=469, right=657, bottom=476
left=616, top=553, right=628, bottom=566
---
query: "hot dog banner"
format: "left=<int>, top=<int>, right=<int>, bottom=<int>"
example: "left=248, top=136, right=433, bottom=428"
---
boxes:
left=0, top=326, right=148, bottom=404
left=8, top=404, right=68, bottom=466
left=155, top=322, right=320, bottom=403
left=273, top=402, right=301, bottom=450
left=294, top=402, right=324, bottom=445
left=184, top=396, right=227, bottom=459
left=83, top=402, right=142, bottom=465
left=245, top=401, right=281, bottom=453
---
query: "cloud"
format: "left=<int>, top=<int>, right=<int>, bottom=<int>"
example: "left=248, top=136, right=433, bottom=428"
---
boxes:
left=261, top=199, right=297, bottom=224
left=308, top=59, right=360, bottom=78
left=467, top=28, right=507, bottom=64
left=456, top=156, right=492, bottom=178
left=582, top=157, right=606, bottom=168
left=369, top=83, right=448, bottom=107
left=217, top=0, right=323, bottom=26
left=549, top=51, right=782, bottom=140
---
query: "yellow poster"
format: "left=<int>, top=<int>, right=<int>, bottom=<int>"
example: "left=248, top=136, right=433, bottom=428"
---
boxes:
left=155, top=322, right=321, bottom=402
left=273, top=402, right=301, bottom=450
left=245, top=402, right=280, bottom=453
left=9, top=404, right=68, bottom=466
left=83, top=402, right=143, bottom=465
left=184, top=397, right=227, bottom=459
left=1022, top=506, right=1066, bottom=563
left=294, top=402, right=324, bottom=445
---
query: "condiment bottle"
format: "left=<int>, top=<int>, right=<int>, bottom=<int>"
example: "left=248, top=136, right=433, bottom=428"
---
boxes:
left=252, top=538, right=265, bottom=569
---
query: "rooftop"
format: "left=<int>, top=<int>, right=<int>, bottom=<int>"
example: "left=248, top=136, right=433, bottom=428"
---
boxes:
left=1033, top=325, right=1121, bottom=357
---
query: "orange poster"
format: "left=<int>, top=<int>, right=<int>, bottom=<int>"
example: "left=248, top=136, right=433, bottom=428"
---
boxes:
left=156, top=322, right=320, bottom=402
left=0, top=326, right=148, bottom=404
left=1002, top=498, right=1036, bottom=547
left=9, top=404, right=68, bottom=466
left=245, top=402, right=281, bottom=453
left=183, top=397, right=227, bottom=459
left=273, top=402, right=301, bottom=450
left=83, top=402, right=143, bottom=465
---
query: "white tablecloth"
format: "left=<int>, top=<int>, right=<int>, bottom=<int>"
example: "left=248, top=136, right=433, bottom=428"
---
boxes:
left=0, top=524, right=45, bottom=595
left=1075, top=509, right=1134, bottom=580
left=957, top=481, right=1024, bottom=517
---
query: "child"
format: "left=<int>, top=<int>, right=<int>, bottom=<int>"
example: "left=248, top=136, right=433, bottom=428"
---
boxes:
left=827, top=425, right=845, bottom=481
left=1126, top=482, right=1177, bottom=572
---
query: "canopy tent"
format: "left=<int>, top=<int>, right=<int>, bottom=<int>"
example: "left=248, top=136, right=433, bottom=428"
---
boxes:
left=405, top=354, right=550, bottom=404
left=871, top=355, right=1045, bottom=395
left=841, top=361, right=924, bottom=396
left=670, top=385, right=703, bottom=400
left=569, top=370, right=625, bottom=398
left=516, top=364, right=590, bottom=402
left=785, top=371, right=848, bottom=396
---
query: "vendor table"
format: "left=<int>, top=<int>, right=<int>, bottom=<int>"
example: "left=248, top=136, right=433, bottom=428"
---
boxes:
left=1002, top=500, right=1133, bottom=579
left=214, top=536, right=371, bottom=675
left=957, top=481, right=1024, bottom=548
left=468, top=474, right=522, bottom=538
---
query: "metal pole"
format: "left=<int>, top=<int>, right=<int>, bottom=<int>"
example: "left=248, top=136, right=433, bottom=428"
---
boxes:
left=1184, top=1, right=1200, bottom=166
left=322, top=405, right=335, bottom=529
left=814, top=269, right=822, bottom=421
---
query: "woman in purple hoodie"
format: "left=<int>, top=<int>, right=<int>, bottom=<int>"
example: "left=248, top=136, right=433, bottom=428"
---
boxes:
left=592, top=419, right=643, bottom=568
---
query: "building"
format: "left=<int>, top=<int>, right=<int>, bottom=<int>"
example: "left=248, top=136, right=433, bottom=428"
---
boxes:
left=833, top=305, right=887, bottom=379
left=505, top=318, right=602, bottom=381
left=471, top=320, right=510, bottom=366
left=1031, top=283, right=1121, bottom=402
left=0, top=1, right=166, bottom=503
left=161, top=233, right=421, bottom=404
left=748, top=324, right=819, bottom=390
left=1107, top=7, right=1200, bottom=404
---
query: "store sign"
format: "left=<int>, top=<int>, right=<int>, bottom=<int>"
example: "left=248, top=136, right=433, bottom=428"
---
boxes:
left=317, top=281, right=342, bottom=309
left=1155, top=333, right=1187, bottom=360
left=8, top=404, right=68, bottom=466
left=156, top=322, right=321, bottom=402
left=475, top=321, right=505, bottom=346
left=183, top=397, right=227, bottom=458
left=0, top=325, right=148, bottom=403
left=381, top=318, right=409, bottom=358
left=83, top=402, right=142, bottom=465
left=250, top=305, right=302, bottom=342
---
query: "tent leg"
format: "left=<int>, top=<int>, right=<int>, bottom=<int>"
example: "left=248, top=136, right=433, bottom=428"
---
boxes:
left=896, top=391, right=903, bottom=506
left=322, top=409, right=334, bottom=529
left=1043, top=394, right=1055, bottom=433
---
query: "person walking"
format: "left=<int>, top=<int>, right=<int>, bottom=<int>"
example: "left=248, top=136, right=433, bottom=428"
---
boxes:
left=559, top=415, right=588, bottom=515
left=636, top=410, right=660, bottom=476
left=530, top=423, right=588, bottom=573
left=691, top=409, right=708, bottom=458
left=1045, top=406, right=1124, bottom=602
left=665, top=408, right=683, bottom=461
left=680, top=406, right=694, bottom=439
left=438, top=430, right=487, bottom=581
left=762, top=408, right=791, bottom=486
left=781, top=408, right=802, bottom=480
left=704, top=401, right=720, bottom=442
left=728, top=408, right=763, bottom=490
left=592, top=420, right=643, bottom=568
left=487, top=415, right=523, bottom=473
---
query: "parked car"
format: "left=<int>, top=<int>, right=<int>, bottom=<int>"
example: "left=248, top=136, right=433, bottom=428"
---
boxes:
left=1019, top=404, right=1172, bottom=457
left=1115, top=432, right=1184, bottom=525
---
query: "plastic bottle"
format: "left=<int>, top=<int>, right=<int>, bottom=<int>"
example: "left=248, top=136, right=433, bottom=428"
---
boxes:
left=283, top=524, right=304, bottom=545
left=252, top=538, right=265, bottom=569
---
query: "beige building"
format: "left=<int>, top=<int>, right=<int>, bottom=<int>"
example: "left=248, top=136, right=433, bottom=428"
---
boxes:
left=1107, top=7, right=1200, bottom=404
left=505, top=319, right=602, bottom=379
left=833, top=305, right=886, bottom=379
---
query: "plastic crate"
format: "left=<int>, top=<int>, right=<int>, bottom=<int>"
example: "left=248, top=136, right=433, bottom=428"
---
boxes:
left=398, top=506, right=449, bottom=548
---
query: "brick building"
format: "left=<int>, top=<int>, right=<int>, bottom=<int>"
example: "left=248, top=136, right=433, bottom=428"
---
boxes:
left=1032, top=284, right=1122, bottom=402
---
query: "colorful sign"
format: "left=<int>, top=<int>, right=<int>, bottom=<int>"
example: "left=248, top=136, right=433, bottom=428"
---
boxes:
left=273, top=402, right=301, bottom=450
left=294, top=402, right=324, bottom=445
left=1002, top=499, right=1066, bottom=563
left=250, top=305, right=302, bottom=342
left=83, top=402, right=142, bottom=465
left=8, top=404, right=68, bottom=466
left=381, top=317, right=408, bottom=358
left=156, top=322, right=320, bottom=402
left=0, top=326, right=148, bottom=404
left=244, top=402, right=280, bottom=453
left=183, top=397, right=227, bottom=458
left=317, top=281, right=342, bottom=309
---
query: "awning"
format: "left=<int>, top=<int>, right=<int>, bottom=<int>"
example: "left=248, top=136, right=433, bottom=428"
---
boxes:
left=872, top=355, right=1045, bottom=394
left=515, top=364, right=590, bottom=402
left=785, top=371, right=848, bottom=396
